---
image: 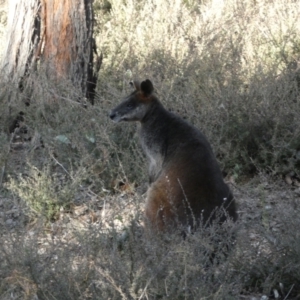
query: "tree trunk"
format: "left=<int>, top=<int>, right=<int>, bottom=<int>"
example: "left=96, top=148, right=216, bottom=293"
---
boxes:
left=1, top=0, right=100, bottom=104
left=1, top=0, right=40, bottom=83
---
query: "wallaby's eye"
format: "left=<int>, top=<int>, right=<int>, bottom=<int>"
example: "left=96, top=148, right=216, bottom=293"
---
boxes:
left=126, top=103, right=134, bottom=108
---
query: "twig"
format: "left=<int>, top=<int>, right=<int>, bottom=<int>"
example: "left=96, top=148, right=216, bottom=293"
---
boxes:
left=0, top=131, right=17, bottom=189
left=49, top=152, right=99, bottom=199
left=0, top=166, right=5, bottom=189
left=283, top=284, right=294, bottom=300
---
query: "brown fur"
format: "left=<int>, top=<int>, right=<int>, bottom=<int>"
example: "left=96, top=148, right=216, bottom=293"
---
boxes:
left=110, top=79, right=237, bottom=233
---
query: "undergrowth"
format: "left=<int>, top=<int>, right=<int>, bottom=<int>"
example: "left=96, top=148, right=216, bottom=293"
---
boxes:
left=1, top=188, right=300, bottom=299
left=1, top=0, right=300, bottom=299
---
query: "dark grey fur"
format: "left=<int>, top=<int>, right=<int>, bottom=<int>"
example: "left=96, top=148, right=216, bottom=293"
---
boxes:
left=110, top=79, right=237, bottom=232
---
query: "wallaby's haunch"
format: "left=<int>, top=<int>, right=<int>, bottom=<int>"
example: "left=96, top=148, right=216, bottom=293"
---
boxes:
left=110, top=79, right=237, bottom=233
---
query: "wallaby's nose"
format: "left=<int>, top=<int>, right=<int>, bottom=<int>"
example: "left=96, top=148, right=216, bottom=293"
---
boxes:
left=109, top=111, right=116, bottom=120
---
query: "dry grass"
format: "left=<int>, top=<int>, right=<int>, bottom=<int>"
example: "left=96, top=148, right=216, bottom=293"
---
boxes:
left=0, top=0, right=300, bottom=298
left=96, top=0, right=300, bottom=177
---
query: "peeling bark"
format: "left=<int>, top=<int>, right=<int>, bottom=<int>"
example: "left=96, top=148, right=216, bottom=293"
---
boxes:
left=1, top=0, right=40, bottom=83
left=1, top=0, right=100, bottom=104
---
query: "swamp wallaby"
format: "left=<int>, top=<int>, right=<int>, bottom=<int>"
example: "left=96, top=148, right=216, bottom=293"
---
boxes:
left=110, top=79, right=237, bottom=233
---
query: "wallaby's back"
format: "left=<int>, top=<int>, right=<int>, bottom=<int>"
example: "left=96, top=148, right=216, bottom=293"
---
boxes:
left=110, top=79, right=237, bottom=233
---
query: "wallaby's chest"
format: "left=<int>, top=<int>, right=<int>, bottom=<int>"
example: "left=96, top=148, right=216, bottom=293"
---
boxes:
left=139, top=126, right=163, bottom=155
left=139, top=124, right=166, bottom=173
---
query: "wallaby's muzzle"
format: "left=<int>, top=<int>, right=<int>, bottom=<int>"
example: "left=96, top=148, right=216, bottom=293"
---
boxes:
left=109, top=111, right=118, bottom=121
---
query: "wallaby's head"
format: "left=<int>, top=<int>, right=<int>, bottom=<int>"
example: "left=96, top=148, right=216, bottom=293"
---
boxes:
left=110, top=79, right=155, bottom=122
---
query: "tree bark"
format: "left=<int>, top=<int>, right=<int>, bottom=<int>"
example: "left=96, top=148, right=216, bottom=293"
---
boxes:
left=1, top=0, right=100, bottom=104
left=1, top=0, right=40, bottom=83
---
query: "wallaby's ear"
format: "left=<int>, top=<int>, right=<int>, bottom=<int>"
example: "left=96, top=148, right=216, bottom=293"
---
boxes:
left=140, top=79, right=154, bottom=96
left=130, top=80, right=141, bottom=91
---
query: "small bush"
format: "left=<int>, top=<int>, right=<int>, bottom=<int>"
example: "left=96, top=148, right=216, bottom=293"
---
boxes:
left=6, top=164, right=77, bottom=222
